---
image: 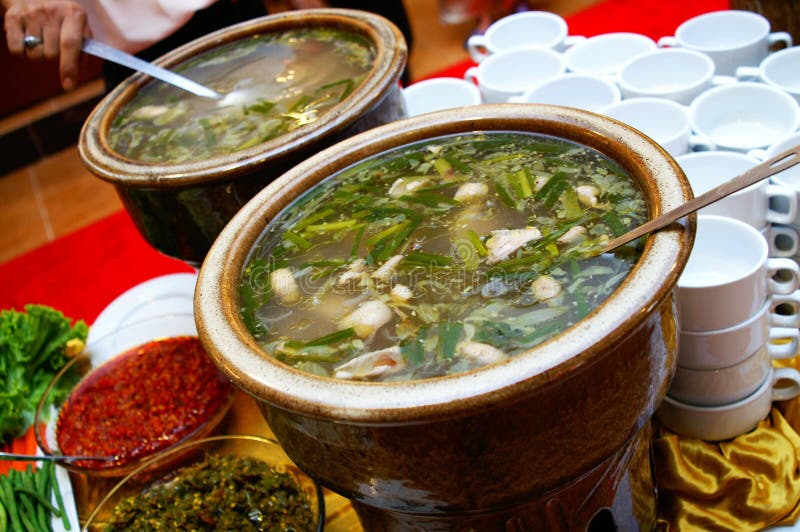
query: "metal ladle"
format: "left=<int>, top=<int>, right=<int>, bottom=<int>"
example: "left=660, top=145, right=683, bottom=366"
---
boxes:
left=82, top=38, right=222, bottom=100
left=602, top=144, right=800, bottom=253
left=0, top=451, right=113, bottom=464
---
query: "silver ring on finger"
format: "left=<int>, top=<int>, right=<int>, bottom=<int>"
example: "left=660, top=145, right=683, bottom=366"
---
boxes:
left=23, top=35, right=43, bottom=49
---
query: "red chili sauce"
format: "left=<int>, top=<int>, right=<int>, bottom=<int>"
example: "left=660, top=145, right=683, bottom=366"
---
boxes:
left=56, top=336, right=233, bottom=469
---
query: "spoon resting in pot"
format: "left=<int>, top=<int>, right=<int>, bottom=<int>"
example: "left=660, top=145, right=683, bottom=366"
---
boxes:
left=0, top=451, right=114, bottom=464
left=82, top=38, right=222, bottom=100
left=602, top=144, right=800, bottom=254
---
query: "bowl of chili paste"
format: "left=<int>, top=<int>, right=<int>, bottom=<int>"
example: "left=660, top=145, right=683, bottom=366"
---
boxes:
left=35, top=314, right=235, bottom=477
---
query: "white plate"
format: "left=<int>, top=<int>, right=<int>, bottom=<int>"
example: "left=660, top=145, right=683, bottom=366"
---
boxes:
left=88, top=273, right=198, bottom=344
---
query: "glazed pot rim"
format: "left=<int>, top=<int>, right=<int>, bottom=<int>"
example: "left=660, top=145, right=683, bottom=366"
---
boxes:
left=78, top=8, right=407, bottom=187
left=195, top=104, right=694, bottom=423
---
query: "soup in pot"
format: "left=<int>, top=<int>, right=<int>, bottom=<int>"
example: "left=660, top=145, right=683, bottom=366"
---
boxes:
left=240, top=132, right=647, bottom=381
left=109, top=28, right=376, bottom=163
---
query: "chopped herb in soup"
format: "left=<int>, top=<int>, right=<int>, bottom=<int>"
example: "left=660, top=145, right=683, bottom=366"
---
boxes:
left=109, top=28, right=375, bottom=163
left=239, top=132, right=647, bottom=381
left=103, top=454, right=316, bottom=531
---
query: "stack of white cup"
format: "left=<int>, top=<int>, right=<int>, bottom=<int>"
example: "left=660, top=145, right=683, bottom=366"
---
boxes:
left=750, top=132, right=800, bottom=269
left=676, top=150, right=799, bottom=258
left=656, top=215, right=800, bottom=441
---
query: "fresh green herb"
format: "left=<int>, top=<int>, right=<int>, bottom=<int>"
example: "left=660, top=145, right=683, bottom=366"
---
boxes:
left=0, top=305, right=88, bottom=444
left=535, top=172, right=570, bottom=208
left=604, top=211, right=626, bottom=236
left=400, top=328, right=427, bottom=364
left=405, top=252, right=453, bottom=267
left=494, top=182, right=517, bottom=208
left=466, top=229, right=488, bottom=257
left=305, top=328, right=356, bottom=347
left=284, top=231, right=312, bottom=250
left=436, top=322, right=463, bottom=360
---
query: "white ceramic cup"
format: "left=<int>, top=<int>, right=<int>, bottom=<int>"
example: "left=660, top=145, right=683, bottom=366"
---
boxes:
left=464, top=47, right=566, bottom=104
left=603, top=98, right=707, bottom=157
left=678, top=295, right=800, bottom=370
left=764, top=224, right=800, bottom=258
left=402, top=77, right=483, bottom=116
left=736, top=46, right=800, bottom=104
left=751, top=132, right=800, bottom=226
left=671, top=346, right=774, bottom=406
left=616, top=48, right=732, bottom=104
left=563, top=32, right=656, bottom=76
left=507, top=73, right=621, bottom=112
left=657, top=10, right=793, bottom=76
left=657, top=365, right=800, bottom=441
left=676, top=151, right=797, bottom=228
left=688, top=82, right=800, bottom=152
left=677, top=215, right=800, bottom=332
left=466, top=11, right=584, bottom=63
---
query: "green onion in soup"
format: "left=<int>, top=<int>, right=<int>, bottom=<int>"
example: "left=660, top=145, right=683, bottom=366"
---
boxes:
left=109, top=28, right=375, bottom=163
left=240, top=132, right=647, bottom=381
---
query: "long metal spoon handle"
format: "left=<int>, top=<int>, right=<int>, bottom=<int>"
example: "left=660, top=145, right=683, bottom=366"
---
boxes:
left=0, top=451, right=112, bottom=462
left=81, top=38, right=222, bottom=100
left=602, top=144, right=800, bottom=253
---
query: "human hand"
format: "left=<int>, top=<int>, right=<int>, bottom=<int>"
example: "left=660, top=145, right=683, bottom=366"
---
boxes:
left=3, top=0, right=88, bottom=90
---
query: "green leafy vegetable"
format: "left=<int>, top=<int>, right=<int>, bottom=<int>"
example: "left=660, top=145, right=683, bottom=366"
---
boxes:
left=0, top=305, right=88, bottom=444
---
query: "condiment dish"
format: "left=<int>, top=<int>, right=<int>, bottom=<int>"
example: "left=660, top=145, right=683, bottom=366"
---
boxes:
left=35, top=314, right=235, bottom=522
left=83, top=435, right=324, bottom=532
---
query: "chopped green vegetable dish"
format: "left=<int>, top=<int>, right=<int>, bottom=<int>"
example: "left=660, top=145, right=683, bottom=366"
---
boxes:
left=104, top=454, right=316, bottom=531
left=240, top=132, right=647, bottom=381
left=0, top=305, right=87, bottom=444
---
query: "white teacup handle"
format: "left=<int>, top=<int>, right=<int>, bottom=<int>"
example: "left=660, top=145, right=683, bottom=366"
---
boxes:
left=766, top=184, right=799, bottom=225
left=689, top=134, right=716, bottom=152
left=711, top=75, right=737, bottom=86
left=768, top=31, right=793, bottom=51
left=464, top=66, right=480, bottom=86
left=736, top=65, right=762, bottom=82
left=767, top=224, right=800, bottom=258
left=657, top=36, right=678, bottom=48
left=770, top=290, right=800, bottom=328
left=768, top=327, right=800, bottom=359
left=467, top=35, right=490, bottom=63
left=767, top=257, right=800, bottom=295
left=771, top=366, right=800, bottom=401
left=563, top=35, right=587, bottom=49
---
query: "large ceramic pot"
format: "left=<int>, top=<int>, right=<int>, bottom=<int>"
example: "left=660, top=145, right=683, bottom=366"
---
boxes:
left=195, top=105, right=694, bottom=530
left=80, top=9, right=407, bottom=267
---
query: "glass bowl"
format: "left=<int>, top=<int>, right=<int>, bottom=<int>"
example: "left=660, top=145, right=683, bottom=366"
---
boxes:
left=82, top=434, right=324, bottom=531
left=34, top=313, right=236, bottom=480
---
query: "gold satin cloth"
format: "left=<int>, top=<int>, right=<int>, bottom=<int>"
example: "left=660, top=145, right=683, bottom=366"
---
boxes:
left=653, top=356, right=800, bottom=531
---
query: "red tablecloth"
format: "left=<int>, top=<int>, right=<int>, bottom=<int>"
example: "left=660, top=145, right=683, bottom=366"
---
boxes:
left=0, top=0, right=729, bottom=324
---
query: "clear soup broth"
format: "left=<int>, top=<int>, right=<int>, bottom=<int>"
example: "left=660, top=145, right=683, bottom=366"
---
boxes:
left=240, top=132, right=647, bottom=381
left=109, top=28, right=376, bottom=163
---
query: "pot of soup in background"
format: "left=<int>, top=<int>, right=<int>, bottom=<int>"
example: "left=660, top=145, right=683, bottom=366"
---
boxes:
left=195, top=105, right=694, bottom=531
left=80, top=9, right=407, bottom=267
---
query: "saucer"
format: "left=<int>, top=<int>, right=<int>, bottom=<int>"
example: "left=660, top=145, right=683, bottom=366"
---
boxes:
left=88, top=273, right=198, bottom=344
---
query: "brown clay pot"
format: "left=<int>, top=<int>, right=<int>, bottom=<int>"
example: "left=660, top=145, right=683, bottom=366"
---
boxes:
left=195, top=105, right=694, bottom=530
left=79, top=9, right=407, bottom=267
